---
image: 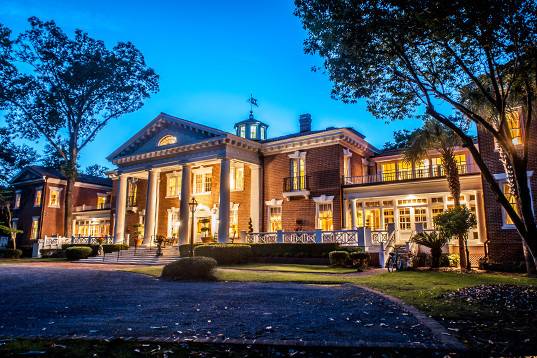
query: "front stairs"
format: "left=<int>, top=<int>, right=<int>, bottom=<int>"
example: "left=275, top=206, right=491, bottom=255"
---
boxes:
left=78, top=246, right=181, bottom=265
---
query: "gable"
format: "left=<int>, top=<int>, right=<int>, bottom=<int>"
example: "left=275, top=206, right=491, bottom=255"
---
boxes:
left=107, top=113, right=227, bottom=161
left=11, top=170, right=42, bottom=184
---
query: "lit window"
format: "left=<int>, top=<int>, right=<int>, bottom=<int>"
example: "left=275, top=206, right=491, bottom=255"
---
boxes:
left=383, top=208, right=394, bottom=230
left=31, top=217, right=39, bottom=240
left=506, top=111, right=523, bottom=145
left=157, top=135, right=177, bottom=147
left=48, top=187, right=62, bottom=208
left=193, top=171, right=212, bottom=194
left=260, top=126, right=266, bottom=140
left=14, top=191, right=21, bottom=209
left=381, top=162, right=396, bottom=181
left=240, top=125, right=246, bottom=138
left=230, top=164, right=244, bottom=191
left=290, top=155, right=306, bottom=190
left=503, top=183, right=519, bottom=226
left=249, top=124, right=257, bottom=139
left=398, top=208, right=411, bottom=230
left=229, top=203, right=239, bottom=239
left=414, top=207, right=428, bottom=229
left=127, top=180, right=138, bottom=207
left=317, top=202, right=334, bottom=231
left=268, top=206, right=282, bottom=232
left=431, top=157, right=444, bottom=176
left=34, top=188, right=42, bottom=207
left=364, top=208, right=381, bottom=230
left=398, top=161, right=412, bottom=180
left=414, top=160, right=429, bottom=178
left=454, top=154, right=467, bottom=174
left=432, top=207, right=445, bottom=221
left=97, top=195, right=108, bottom=209
left=166, top=173, right=181, bottom=197
left=343, top=149, right=352, bottom=182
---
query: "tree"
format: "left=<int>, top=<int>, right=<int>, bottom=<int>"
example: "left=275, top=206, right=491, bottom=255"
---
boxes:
left=0, top=189, right=22, bottom=250
left=1, top=18, right=159, bottom=237
left=402, top=119, right=470, bottom=270
left=84, top=164, right=110, bottom=178
left=0, top=128, right=36, bottom=187
left=410, top=231, right=448, bottom=269
left=383, top=129, right=412, bottom=150
left=295, top=0, right=537, bottom=271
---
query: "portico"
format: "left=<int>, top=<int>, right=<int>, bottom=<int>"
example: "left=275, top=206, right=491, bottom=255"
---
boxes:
left=108, top=113, right=262, bottom=246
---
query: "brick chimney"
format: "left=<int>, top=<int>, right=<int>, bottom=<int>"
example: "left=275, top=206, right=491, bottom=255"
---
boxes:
left=299, top=113, right=312, bottom=133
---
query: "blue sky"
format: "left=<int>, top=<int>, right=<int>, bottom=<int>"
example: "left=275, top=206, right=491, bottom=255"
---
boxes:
left=1, top=0, right=425, bottom=168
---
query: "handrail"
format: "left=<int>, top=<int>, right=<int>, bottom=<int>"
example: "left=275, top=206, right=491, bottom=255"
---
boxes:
left=283, top=175, right=310, bottom=192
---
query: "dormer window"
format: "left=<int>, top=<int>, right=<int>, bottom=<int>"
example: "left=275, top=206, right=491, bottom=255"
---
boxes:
left=157, top=135, right=177, bottom=147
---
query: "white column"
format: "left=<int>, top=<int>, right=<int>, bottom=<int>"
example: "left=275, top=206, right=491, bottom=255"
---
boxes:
left=250, top=164, right=261, bottom=232
left=179, top=165, right=192, bottom=244
left=143, top=168, right=160, bottom=245
left=351, top=199, right=357, bottom=229
left=218, top=158, right=231, bottom=243
left=114, top=174, right=128, bottom=244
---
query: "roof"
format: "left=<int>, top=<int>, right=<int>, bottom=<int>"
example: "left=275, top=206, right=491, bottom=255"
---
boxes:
left=372, top=135, right=479, bottom=158
left=234, top=111, right=269, bottom=128
left=262, top=126, right=366, bottom=143
left=11, top=166, right=112, bottom=187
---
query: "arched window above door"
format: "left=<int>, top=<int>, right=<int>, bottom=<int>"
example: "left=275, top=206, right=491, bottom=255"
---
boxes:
left=157, top=135, right=177, bottom=147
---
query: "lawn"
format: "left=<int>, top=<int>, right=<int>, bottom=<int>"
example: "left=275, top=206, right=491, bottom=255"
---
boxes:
left=125, top=264, right=537, bottom=354
left=0, top=257, right=66, bottom=264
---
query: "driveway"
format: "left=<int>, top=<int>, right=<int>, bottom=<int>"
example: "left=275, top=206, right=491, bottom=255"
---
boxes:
left=0, top=265, right=456, bottom=348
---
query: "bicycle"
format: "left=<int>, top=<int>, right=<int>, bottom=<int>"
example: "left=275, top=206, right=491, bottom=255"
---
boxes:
left=386, top=251, right=407, bottom=272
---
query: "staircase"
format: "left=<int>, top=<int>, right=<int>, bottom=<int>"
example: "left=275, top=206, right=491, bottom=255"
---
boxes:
left=78, top=246, right=181, bottom=265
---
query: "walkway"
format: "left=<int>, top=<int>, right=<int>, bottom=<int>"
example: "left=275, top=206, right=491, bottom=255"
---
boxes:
left=0, top=265, right=460, bottom=350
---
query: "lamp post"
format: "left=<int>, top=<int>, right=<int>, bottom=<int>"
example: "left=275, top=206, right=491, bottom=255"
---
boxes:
left=188, top=197, right=198, bottom=257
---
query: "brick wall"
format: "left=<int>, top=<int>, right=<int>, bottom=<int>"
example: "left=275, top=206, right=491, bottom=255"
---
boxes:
left=477, top=114, right=537, bottom=264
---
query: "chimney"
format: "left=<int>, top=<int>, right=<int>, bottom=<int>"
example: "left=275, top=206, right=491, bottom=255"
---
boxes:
left=299, top=113, right=312, bottom=133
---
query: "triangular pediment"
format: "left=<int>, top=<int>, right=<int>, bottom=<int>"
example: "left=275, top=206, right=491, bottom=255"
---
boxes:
left=107, top=113, right=228, bottom=161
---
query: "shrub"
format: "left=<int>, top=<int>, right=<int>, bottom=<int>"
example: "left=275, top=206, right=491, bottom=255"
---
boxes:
left=40, top=249, right=64, bottom=258
left=410, top=231, right=448, bottom=268
left=178, top=243, right=203, bottom=257
left=161, top=257, right=217, bottom=281
left=479, top=258, right=526, bottom=273
left=194, top=244, right=251, bottom=265
left=447, top=253, right=460, bottom=267
left=250, top=243, right=342, bottom=258
left=349, top=251, right=370, bottom=270
left=0, top=248, right=23, bottom=259
left=329, top=251, right=350, bottom=266
left=61, top=244, right=128, bottom=256
left=64, top=246, right=93, bottom=260
left=412, top=252, right=431, bottom=267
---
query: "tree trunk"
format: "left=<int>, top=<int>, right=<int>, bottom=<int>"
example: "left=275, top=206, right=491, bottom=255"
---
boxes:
left=443, top=152, right=469, bottom=271
left=63, top=147, right=78, bottom=238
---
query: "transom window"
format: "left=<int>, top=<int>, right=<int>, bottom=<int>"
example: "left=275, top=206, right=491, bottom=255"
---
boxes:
left=157, top=135, right=177, bottom=147
left=397, top=198, right=427, bottom=205
left=166, top=173, right=182, bottom=197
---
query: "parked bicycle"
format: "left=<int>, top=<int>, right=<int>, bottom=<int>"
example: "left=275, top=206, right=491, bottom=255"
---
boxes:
left=386, top=251, right=408, bottom=272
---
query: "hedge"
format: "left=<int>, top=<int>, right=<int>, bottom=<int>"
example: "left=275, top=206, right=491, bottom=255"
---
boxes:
left=0, top=248, right=23, bottom=259
left=65, top=246, right=93, bottom=260
left=329, top=251, right=350, bottom=266
left=178, top=243, right=203, bottom=257
left=194, top=244, right=252, bottom=265
left=250, top=243, right=346, bottom=258
left=161, top=257, right=217, bottom=281
left=62, top=244, right=128, bottom=256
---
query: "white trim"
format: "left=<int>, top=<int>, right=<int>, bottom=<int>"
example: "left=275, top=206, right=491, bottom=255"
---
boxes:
left=192, top=166, right=213, bottom=175
left=343, top=148, right=352, bottom=157
left=74, top=182, right=112, bottom=190
left=312, top=194, right=335, bottom=203
left=265, top=198, right=283, bottom=207
left=288, top=150, right=307, bottom=159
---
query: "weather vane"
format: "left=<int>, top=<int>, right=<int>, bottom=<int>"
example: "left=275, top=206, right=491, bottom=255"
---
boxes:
left=247, top=94, right=259, bottom=113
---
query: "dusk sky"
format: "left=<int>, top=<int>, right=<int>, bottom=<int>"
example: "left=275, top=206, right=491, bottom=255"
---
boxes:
left=0, top=0, right=425, bottom=168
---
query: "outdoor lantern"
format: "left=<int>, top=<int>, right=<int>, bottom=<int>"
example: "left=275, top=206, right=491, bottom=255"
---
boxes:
left=188, top=197, right=198, bottom=257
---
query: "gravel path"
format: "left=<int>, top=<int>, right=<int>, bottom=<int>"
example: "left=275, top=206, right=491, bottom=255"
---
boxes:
left=0, top=266, right=449, bottom=348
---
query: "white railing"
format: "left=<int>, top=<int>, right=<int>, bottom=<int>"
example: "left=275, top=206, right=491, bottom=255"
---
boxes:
left=74, top=203, right=111, bottom=212
left=246, top=229, right=361, bottom=246
left=33, top=235, right=114, bottom=257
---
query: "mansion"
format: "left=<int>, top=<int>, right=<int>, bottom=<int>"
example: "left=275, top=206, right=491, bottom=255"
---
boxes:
left=11, top=109, right=536, bottom=266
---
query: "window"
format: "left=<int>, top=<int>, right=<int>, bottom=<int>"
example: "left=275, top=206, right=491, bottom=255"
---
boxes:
left=431, top=157, right=444, bottom=176
left=397, top=198, right=427, bottom=205
left=414, top=160, right=429, bottom=178
left=269, top=206, right=282, bottom=231
left=14, top=191, right=21, bottom=209
left=157, top=135, right=177, bottom=147
left=381, top=162, right=396, bottom=181
left=383, top=208, right=394, bottom=230
left=166, top=173, right=181, bottom=197
left=229, top=203, right=239, bottom=239
left=317, top=203, right=334, bottom=231
left=249, top=124, right=257, bottom=139
left=506, top=110, right=522, bottom=145
left=260, top=126, right=266, bottom=140
left=289, top=152, right=306, bottom=190
left=364, top=208, right=381, bottom=230
left=414, top=207, right=428, bottom=229
left=240, top=125, right=246, bottom=138
left=398, top=161, right=413, bottom=180
left=31, top=217, right=39, bottom=240
left=503, top=183, right=519, bottom=226
left=97, top=194, right=108, bottom=209
left=34, top=188, right=42, bottom=207
left=127, top=180, right=138, bottom=207
left=74, top=219, right=110, bottom=237
left=343, top=149, right=352, bottom=181
left=48, top=187, right=62, bottom=208
left=193, top=169, right=212, bottom=194
left=432, top=207, right=445, bottom=221
left=454, top=154, right=467, bottom=174
left=398, top=208, right=411, bottom=230
left=230, top=164, right=244, bottom=191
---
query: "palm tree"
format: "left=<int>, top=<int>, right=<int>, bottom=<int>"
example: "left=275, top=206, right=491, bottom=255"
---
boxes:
left=403, top=119, right=471, bottom=270
left=410, top=231, right=449, bottom=268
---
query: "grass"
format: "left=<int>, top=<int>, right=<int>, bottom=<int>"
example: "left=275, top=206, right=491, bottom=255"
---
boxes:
left=219, top=263, right=357, bottom=274
left=0, top=257, right=66, bottom=264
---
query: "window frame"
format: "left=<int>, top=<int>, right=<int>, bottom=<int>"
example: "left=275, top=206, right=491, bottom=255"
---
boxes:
left=192, top=167, right=213, bottom=195
left=48, top=187, right=63, bottom=208
left=166, top=172, right=182, bottom=198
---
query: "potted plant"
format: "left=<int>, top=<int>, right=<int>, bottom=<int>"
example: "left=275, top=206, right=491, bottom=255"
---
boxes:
left=95, top=236, right=105, bottom=256
left=199, top=218, right=212, bottom=243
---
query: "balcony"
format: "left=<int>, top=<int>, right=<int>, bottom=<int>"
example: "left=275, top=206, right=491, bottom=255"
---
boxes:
left=342, top=163, right=480, bottom=186
left=283, top=175, right=310, bottom=200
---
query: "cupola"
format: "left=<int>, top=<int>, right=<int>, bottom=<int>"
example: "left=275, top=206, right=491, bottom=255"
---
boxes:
left=234, top=110, right=269, bottom=141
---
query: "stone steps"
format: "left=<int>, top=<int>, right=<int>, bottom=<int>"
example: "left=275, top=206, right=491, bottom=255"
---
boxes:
left=78, top=246, right=181, bottom=265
